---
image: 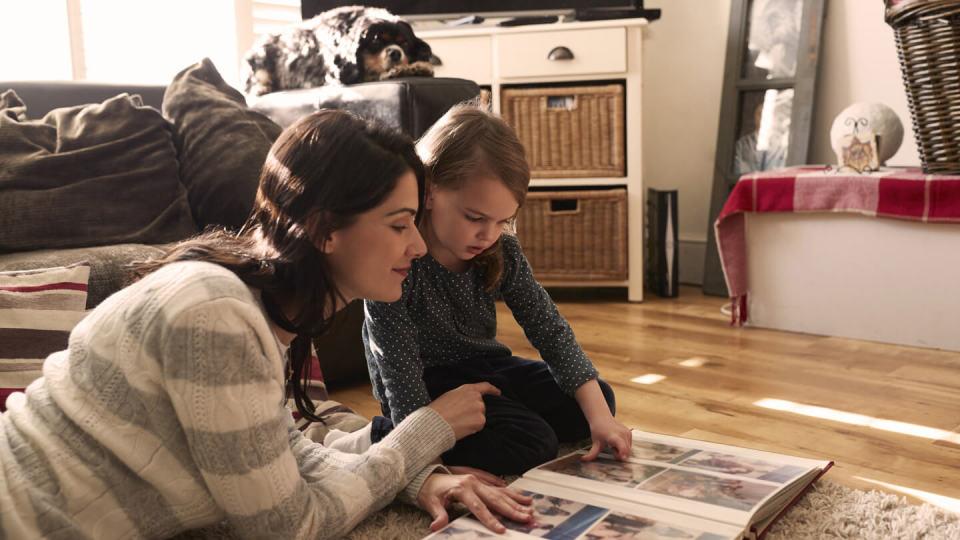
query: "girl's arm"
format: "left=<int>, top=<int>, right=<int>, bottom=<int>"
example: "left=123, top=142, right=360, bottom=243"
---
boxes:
left=575, top=379, right=632, bottom=461
left=499, top=235, right=598, bottom=395
left=500, top=235, right=631, bottom=459
left=162, top=296, right=455, bottom=539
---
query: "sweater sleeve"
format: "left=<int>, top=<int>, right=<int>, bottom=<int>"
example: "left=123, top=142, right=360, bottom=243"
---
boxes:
left=161, top=296, right=455, bottom=539
left=499, top=235, right=599, bottom=395
left=363, top=297, right=433, bottom=425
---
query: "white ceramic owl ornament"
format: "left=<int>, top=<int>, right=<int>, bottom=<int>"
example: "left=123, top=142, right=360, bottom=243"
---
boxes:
left=830, top=102, right=904, bottom=166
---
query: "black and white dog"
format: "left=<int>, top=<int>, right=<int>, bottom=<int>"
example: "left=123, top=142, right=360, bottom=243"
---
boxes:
left=243, top=6, right=434, bottom=97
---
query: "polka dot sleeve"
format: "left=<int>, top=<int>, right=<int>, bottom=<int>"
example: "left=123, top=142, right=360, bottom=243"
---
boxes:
left=499, top=235, right=599, bottom=395
left=362, top=292, right=432, bottom=425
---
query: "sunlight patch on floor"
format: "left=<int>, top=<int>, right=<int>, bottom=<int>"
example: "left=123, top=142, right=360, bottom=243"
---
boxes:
left=855, top=476, right=960, bottom=515
left=754, top=398, right=960, bottom=444
left=630, top=374, right=666, bottom=385
left=678, top=357, right=707, bottom=367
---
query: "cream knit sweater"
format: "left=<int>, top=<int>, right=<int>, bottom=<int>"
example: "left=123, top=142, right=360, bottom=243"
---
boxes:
left=0, top=261, right=455, bottom=539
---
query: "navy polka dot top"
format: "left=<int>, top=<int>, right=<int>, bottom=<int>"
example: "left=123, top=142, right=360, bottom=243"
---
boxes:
left=363, top=234, right=599, bottom=425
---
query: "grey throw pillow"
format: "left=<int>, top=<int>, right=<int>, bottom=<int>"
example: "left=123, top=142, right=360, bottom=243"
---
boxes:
left=0, top=91, right=197, bottom=253
left=0, top=90, right=26, bottom=121
left=163, top=58, right=282, bottom=231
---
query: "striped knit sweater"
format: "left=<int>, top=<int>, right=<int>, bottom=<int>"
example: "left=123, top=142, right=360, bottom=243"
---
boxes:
left=0, top=261, right=455, bottom=539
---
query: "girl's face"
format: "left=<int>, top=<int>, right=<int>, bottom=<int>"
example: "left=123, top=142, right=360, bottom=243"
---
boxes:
left=323, top=170, right=426, bottom=303
left=425, top=174, right=519, bottom=270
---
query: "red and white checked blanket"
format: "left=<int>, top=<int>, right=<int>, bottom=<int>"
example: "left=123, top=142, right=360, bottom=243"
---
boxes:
left=715, top=166, right=960, bottom=325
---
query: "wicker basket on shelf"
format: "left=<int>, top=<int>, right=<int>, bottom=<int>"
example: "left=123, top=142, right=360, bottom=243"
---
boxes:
left=886, top=0, right=960, bottom=173
left=515, top=189, right=627, bottom=281
left=501, top=84, right=625, bottom=179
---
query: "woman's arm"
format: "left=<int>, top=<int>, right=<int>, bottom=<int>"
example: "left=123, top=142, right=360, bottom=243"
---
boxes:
left=162, top=296, right=455, bottom=539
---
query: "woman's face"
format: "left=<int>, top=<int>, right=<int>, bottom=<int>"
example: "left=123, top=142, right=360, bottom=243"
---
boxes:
left=425, top=174, right=519, bottom=270
left=323, top=170, right=426, bottom=303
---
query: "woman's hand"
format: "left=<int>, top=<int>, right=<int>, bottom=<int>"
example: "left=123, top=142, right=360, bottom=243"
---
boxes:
left=581, top=415, right=632, bottom=462
left=446, top=465, right=506, bottom=487
left=417, top=473, right=534, bottom=533
left=427, top=383, right=501, bottom=440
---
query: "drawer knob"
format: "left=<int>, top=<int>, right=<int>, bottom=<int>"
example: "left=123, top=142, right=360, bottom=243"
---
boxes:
left=429, top=54, right=443, bottom=66
left=547, top=46, right=575, bottom=61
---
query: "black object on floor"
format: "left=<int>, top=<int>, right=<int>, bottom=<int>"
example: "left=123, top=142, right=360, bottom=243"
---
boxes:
left=646, top=188, right=679, bottom=298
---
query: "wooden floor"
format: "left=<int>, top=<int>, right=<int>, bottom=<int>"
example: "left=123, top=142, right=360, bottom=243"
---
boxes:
left=330, top=286, right=960, bottom=509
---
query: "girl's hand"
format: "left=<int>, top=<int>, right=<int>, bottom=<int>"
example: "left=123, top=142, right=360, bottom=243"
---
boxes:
left=428, top=383, right=501, bottom=440
left=417, top=473, right=534, bottom=533
left=581, top=415, right=632, bottom=462
left=446, top=465, right=506, bottom=487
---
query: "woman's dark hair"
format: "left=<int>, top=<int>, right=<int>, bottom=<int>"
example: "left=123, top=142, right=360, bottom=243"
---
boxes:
left=134, top=110, right=425, bottom=421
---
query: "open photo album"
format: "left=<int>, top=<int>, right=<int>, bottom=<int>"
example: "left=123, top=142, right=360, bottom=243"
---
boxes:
left=425, top=429, right=833, bottom=540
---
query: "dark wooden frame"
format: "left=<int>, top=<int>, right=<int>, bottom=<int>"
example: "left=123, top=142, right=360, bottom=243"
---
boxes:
left=702, top=0, right=827, bottom=296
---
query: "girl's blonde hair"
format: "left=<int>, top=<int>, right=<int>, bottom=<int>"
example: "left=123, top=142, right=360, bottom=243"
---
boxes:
left=416, top=101, right=530, bottom=291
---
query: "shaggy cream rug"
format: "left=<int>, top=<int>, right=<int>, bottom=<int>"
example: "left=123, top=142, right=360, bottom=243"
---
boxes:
left=344, top=479, right=960, bottom=540
left=177, top=479, right=960, bottom=539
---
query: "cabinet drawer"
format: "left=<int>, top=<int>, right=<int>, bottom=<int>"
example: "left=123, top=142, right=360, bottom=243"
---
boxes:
left=425, top=36, right=492, bottom=84
left=516, top=189, right=628, bottom=281
left=497, top=27, right=626, bottom=79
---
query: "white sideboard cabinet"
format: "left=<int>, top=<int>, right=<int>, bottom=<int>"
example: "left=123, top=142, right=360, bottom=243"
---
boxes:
left=418, top=18, right=647, bottom=301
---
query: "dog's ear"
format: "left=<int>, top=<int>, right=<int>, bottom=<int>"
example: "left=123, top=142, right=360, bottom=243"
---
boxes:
left=398, top=21, right=432, bottom=62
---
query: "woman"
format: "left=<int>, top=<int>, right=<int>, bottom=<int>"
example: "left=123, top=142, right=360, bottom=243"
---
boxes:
left=0, top=110, right=531, bottom=538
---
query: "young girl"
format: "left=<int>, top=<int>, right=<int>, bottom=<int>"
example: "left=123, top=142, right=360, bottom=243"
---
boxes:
left=364, top=104, right=632, bottom=476
left=0, top=110, right=532, bottom=538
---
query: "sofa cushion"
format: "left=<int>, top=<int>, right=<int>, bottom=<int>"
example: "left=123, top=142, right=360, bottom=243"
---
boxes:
left=0, top=243, right=167, bottom=309
left=163, top=58, right=282, bottom=231
left=0, top=263, right=90, bottom=411
left=0, top=90, right=197, bottom=253
left=0, top=82, right=165, bottom=119
left=0, top=90, right=26, bottom=121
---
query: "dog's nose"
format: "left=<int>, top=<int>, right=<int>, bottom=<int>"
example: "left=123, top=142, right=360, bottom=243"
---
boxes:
left=388, top=48, right=403, bottom=63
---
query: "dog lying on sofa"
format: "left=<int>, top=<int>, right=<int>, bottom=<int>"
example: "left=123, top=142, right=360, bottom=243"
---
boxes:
left=243, top=5, right=434, bottom=96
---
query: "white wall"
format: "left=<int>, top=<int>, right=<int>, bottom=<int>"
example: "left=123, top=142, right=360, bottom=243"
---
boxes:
left=642, top=0, right=919, bottom=285
left=641, top=0, right=731, bottom=285
left=810, top=1, right=919, bottom=167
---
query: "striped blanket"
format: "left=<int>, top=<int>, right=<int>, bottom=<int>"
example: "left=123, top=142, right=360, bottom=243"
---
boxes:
left=715, top=166, right=960, bottom=325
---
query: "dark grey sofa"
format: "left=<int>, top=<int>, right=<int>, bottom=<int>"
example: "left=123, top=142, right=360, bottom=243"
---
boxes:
left=0, top=76, right=479, bottom=386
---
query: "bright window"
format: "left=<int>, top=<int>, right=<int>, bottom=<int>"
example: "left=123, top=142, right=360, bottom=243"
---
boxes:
left=1, top=0, right=242, bottom=87
left=0, top=1, right=74, bottom=80
left=80, top=0, right=239, bottom=85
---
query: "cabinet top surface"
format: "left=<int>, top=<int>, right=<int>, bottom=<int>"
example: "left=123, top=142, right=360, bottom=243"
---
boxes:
left=415, top=17, right=648, bottom=39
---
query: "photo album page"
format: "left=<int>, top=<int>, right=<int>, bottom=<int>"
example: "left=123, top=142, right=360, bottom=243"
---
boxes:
left=425, top=429, right=832, bottom=540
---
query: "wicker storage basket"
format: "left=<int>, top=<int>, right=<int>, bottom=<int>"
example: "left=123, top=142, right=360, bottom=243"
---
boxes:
left=515, top=189, right=627, bottom=281
left=501, top=84, right=625, bottom=179
left=886, top=0, right=960, bottom=173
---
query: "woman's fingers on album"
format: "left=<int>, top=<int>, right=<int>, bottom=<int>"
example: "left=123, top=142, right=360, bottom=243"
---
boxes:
left=421, top=491, right=451, bottom=531
left=504, top=487, right=534, bottom=505
left=466, top=491, right=506, bottom=533
left=486, top=497, right=528, bottom=522
left=484, top=486, right=533, bottom=521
